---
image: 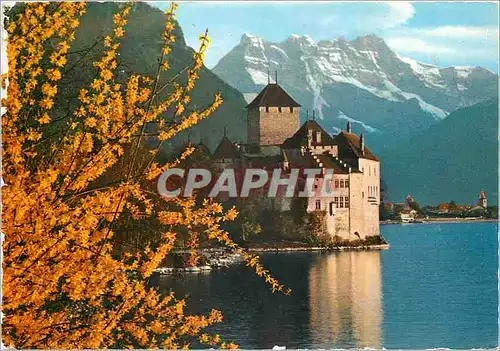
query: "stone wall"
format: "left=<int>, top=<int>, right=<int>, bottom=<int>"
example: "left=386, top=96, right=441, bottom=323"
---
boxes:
left=257, top=106, right=300, bottom=145
left=348, top=172, right=366, bottom=239
left=331, top=174, right=350, bottom=239
left=247, top=108, right=260, bottom=145
left=358, top=159, right=380, bottom=237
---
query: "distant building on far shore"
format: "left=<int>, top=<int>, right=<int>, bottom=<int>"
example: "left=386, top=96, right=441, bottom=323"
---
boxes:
left=438, top=203, right=451, bottom=214
left=400, top=208, right=417, bottom=223
left=479, top=190, right=487, bottom=208
left=469, top=190, right=488, bottom=212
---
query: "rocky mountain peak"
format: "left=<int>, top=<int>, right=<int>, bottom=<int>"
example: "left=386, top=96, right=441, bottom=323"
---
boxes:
left=213, top=32, right=497, bottom=150
left=350, top=34, right=387, bottom=47
left=286, top=34, right=315, bottom=46
left=240, top=33, right=265, bottom=46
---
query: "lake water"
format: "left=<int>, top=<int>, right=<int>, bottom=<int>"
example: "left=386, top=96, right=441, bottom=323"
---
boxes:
left=152, top=222, right=498, bottom=349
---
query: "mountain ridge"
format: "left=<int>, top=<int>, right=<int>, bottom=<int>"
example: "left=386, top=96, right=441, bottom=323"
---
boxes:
left=213, top=33, right=497, bottom=151
left=380, top=98, right=498, bottom=205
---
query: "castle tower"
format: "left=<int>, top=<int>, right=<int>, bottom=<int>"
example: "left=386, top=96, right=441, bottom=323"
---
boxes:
left=246, top=82, right=301, bottom=146
left=479, top=190, right=487, bottom=208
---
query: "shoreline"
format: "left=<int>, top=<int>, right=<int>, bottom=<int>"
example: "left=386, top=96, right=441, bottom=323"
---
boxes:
left=154, top=243, right=389, bottom=274
left=246, top=244, right=389, bottom=252
left=381, top=217, right=497, bottom=225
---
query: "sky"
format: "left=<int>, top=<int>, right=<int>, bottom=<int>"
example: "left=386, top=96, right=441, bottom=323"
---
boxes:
left=151, top=1, right=499, bottom=72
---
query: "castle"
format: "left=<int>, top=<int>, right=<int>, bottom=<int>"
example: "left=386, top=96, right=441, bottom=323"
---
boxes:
left=209, top=82, right=381, bottom=241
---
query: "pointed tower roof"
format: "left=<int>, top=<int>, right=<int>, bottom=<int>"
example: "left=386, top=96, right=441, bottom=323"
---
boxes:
left=211, top=136, right=240, bottom=160
left=247, top=83, right=301, bottom=108
left=195, top=140, right=211, bottom=156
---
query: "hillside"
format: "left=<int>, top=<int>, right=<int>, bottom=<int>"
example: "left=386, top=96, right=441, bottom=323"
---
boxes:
left=38, top=2, right=248, bottom=152
left=380, top=98, right=498, bottom=205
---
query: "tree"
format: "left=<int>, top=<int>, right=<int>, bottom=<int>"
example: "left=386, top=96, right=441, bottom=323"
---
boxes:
left=1, top=3, right=287, bottom=348
left=449, top=200, right=457, bottom=211
left=409, top=200, right=421, bottom=214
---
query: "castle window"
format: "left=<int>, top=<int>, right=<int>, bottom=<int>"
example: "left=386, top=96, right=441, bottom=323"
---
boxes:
left=290, top=107, right=294, bottom=113
left=265, top=106, right=269, bottom=112
left=278, top=106, right=282, bottom=113
left=345, top=197, right=350, bottom=208
left=340, top=180, right=344, bottom=188
left=334, top=197, right=339, bottom=208
left=335, top=179, right=339, bottom=188
left=339, top=197, right=344, bottom=208
left=345, top=180, right=349, bottom=188
left=315, top=200, right=321, bottom=210
left=362, top=191, right=364, bottom=199
left=329, top=202, right=334, bottom=216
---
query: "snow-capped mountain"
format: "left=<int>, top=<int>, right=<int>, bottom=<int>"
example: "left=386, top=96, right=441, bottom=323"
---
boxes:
left=213, top=33, right=497, bottom=150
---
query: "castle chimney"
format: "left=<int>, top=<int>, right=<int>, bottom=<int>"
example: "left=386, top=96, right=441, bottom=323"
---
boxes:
left=360, top=133, right=365, bottom=154
left=312, top=110, right=316, bottom=121
left=347, top=121, right=351, bottom=133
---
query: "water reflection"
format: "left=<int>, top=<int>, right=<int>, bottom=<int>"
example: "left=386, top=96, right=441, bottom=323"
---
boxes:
left=151, top=223, right=498, bottom=349
left=308, top=251, right=383, bottom=348
left=152, top=251, right=383, bottom=349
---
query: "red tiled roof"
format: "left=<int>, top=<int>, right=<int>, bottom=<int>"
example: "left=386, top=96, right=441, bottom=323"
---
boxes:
left=439, top=203, right=451, bottom=210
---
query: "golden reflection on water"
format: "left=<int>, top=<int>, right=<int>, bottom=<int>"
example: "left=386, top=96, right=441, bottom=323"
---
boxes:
left=308, top=251, right=383, bottom=348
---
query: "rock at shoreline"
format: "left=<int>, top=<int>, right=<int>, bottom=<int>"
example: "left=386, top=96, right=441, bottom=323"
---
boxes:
left=153, top=250, right=243, bottom=275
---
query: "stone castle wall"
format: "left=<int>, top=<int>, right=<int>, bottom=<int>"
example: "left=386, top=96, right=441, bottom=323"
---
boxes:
left=247, top=108, right=260, bottom=145
left=348, top=172, right=366, bottom=239
left=245, top=100, right=380, bottom=241
left=248, top=106, right=300, bottom=146
left=358, top=159, right=380, bottom=237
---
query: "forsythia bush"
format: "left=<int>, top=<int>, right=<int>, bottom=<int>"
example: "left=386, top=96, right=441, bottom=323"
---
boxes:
left=1, top=2, right=288, bottom=349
